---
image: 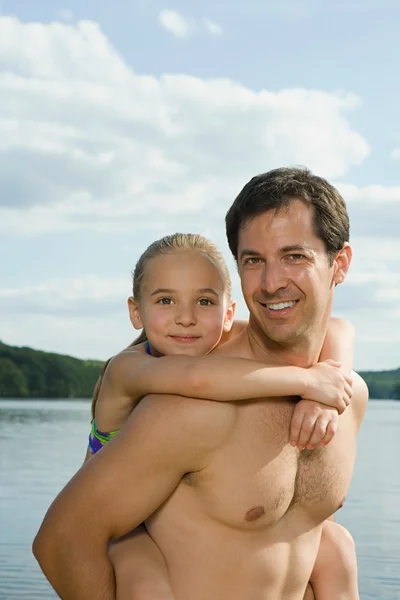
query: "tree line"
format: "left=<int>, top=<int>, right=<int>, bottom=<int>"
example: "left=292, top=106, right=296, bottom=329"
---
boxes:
left=0, top=340, right=399, bottom=400
left=0, top=341, right=102, bottom=398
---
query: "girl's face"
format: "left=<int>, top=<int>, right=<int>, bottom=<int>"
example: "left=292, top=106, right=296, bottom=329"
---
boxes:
left=128, top=251, right=235, bottom=357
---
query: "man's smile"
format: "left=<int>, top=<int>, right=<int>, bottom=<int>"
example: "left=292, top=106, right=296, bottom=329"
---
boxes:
left=259, top=299, right=299, bottom=316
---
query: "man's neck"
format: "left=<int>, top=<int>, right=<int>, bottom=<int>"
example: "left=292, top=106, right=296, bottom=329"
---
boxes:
left=245, top=318, right=327, bottom=368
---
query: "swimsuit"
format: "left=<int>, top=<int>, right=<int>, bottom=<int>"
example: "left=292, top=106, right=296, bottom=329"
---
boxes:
left=88, top=419, right=118, bottom=455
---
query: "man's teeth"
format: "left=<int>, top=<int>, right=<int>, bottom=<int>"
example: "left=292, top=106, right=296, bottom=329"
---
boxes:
left=266, top=301, right=296, bottom=311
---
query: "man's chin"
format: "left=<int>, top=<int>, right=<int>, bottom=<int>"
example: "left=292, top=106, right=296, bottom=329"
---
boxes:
left=257, top=323, right=301, bottom=346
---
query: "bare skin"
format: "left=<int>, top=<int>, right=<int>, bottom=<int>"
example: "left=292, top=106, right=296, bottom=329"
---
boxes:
left=33, top=200, right=367, bottom=600
left=93, top=318, right=356, bottom=600
left=142, top=336, right=366, bottom=600
left=33, top=336, right=367, bottom=600
left=310, top=521, right=359, bottom=600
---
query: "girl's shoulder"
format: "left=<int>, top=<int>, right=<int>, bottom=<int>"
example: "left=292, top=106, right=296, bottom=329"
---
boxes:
left=121, top=341, right=149, bottom=356
left=106, top=343, right=151, bottom=376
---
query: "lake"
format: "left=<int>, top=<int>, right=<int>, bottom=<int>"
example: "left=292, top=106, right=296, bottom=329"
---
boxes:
left=0, top=399, right=399, bottom=599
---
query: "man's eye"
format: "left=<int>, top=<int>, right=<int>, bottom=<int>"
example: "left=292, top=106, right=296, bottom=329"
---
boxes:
left=157, top=297, right=172, bottom=305
left=198, top=298, right=213, bottom=306
left=288, top=254, right=304, bottom=260
left=244, top=257, right=261, bottom=265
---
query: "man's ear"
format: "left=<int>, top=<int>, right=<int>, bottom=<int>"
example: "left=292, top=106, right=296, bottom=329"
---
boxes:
left=127, top=296, right=143, bottom=330
left=223, top=300, right=236, bottom=332
left=333, top=243, right=352, bottom=285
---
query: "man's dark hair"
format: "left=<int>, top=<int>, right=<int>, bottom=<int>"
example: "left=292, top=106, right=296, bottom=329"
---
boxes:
left=225, top=167, right=349, bottom=264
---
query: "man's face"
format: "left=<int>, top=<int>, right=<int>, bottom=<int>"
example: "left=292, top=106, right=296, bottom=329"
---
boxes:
left=237, top=199, right=350, bottom=346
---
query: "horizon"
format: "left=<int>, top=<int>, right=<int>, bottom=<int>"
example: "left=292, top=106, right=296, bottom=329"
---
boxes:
left=1, top=338, right=399, bottom=374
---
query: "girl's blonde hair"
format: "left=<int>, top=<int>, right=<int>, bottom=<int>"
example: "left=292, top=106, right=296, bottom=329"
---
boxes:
left=91, top=233, right=231, bottom=420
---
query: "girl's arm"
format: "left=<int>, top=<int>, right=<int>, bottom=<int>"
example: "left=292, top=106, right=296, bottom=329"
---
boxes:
left=88, top=318, right=354, bottom=457
left=107, top=346, right=351, bottom=412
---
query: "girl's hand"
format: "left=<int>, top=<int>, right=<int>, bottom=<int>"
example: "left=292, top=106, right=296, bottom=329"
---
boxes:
left=289, top=400, right=339, bottom=450
left=302, top=359, right=353, bottom=414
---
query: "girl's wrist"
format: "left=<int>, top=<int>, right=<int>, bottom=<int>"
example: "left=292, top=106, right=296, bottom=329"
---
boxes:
left=298, top=367, right=311, bottom=399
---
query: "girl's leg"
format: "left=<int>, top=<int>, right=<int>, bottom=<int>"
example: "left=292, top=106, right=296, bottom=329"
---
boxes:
left=310, top=520, right=359, bottom=600
left=303, top=583, right=316, bottom=599
left=109, top=525, right=174, bottom=600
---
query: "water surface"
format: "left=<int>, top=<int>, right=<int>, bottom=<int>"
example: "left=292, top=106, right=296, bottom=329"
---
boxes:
left=0, top=399, right=399, bottom=599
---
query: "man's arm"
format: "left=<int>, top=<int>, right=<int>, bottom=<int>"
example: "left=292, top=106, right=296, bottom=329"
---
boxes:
left=33, top=395, right=234, bottom=600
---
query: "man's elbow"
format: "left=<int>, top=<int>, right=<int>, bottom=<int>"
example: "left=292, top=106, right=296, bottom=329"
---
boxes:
left=32, top=530, right=41, bottom=562
left=32, top=513, right=72, bottom=582
left=32, top=522, right=56, bottom=575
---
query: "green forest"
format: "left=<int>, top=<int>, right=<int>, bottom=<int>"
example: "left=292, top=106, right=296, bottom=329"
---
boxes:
left=0, top=341, right=103, bottom=398
left=0, top=340, right=399, bottom=400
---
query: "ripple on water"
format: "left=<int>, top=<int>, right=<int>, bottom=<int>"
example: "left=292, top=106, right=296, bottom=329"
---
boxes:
left=1, top=399, right=399, bottom=599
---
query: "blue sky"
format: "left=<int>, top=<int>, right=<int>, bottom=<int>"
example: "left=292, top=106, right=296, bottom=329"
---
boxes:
left=0, top=0, right=399, bottom=370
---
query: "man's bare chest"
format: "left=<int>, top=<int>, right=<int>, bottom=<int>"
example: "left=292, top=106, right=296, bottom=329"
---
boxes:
left=182, top=400, right=355, bottom=532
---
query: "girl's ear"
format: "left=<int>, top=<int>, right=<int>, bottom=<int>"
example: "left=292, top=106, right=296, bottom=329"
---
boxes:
left=223, top=300, right=236, bottom=332
left=127, top=297, right=143, bottom=330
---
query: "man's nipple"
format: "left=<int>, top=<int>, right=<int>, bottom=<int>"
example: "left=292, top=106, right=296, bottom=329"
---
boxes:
left=245, top=506, right=265, bottom=522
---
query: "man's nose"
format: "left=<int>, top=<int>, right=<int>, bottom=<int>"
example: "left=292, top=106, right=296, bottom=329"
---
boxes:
left=260, top=262, right=288, bottom=296
left=175, top=304, right=196, bottom=326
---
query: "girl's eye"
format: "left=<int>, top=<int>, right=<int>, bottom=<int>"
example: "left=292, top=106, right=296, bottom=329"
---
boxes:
left=198, top=298, right=213, bottom=306
left=157, top=297, right=173, bottom=305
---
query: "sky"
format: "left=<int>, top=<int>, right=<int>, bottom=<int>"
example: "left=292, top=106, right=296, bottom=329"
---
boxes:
left=0, top=0, right=399, bottom=371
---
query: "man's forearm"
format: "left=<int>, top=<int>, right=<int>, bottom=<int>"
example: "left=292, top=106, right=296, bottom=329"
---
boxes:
left=34, top=533, right=116, bottom=600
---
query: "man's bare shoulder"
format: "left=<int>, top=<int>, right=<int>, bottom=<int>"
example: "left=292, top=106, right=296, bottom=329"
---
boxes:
left=125, top=393, right=238, bottom=463
left=214, top=326, right=252, bottom=359
left=350, top=371, right=369, bottom=428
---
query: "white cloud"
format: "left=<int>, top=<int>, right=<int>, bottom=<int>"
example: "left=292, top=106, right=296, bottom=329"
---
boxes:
left=0, top=15, right=399, bottom=370
left=0, top=275, right=135, bottom=360
left=0, top=275, right=130, bottom=307
left=158, top=9, right=192, bottom=38
left=0, top=16, right=371, bottom=236
left=0, top=312, right=134, bottom=362
left=333, top=183, right=400, bottom=239
left=202, top=18, right=223, bottom=35
left=391, top=148, right=400, bottom=159
left=337, top=182, right=400, bottom=203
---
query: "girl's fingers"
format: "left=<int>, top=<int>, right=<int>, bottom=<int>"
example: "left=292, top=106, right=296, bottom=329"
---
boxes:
left=290, top=409, right=305, bottom=447
left=306, top=418, right=329, bottom=450
left=297, top=416, right=317, bottom=449
left=320, top=419, right=338, bottom=447
left=344, top=373, right=353, bottom=387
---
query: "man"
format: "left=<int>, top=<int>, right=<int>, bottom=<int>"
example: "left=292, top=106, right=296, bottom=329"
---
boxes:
left=33, top=167, right=368, bottom=600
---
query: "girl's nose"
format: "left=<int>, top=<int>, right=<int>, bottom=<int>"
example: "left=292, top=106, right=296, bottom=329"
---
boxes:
left=175, top=304, right=196, bottom=326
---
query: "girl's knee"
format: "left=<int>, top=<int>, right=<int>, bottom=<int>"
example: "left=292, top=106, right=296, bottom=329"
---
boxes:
left=321, top=522, right=357, bottom=571
left=312, top=522, right=359, bottom=599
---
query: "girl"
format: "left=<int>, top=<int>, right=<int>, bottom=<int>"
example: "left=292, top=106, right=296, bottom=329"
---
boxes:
left=87, top=233, right=358, bottom=600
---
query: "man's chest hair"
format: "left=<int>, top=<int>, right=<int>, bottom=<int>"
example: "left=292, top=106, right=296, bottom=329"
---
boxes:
left=178, top=401, right=353, bottom=529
